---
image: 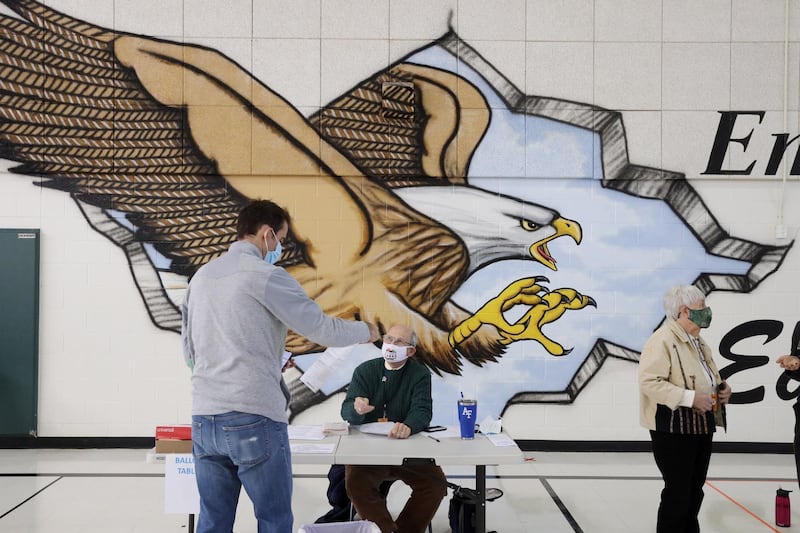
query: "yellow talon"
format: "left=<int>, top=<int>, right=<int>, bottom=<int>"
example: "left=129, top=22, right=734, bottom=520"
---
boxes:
left=498, top=287, right=596, bottom=356
left=448, top=276, right=549, bottom=347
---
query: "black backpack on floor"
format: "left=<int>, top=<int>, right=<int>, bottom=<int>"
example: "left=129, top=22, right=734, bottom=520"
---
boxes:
left=448, top=488, right=477, bottom=533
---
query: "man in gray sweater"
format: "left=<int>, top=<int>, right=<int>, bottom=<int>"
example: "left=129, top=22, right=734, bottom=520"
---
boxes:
left=181, top=199, right=379, bottom=533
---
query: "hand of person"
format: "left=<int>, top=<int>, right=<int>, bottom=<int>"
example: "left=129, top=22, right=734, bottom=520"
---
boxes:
left=692, top=391, right=714, bottom=413
left=777, top=355, right=800, bottom=371
left=364, top=322, right=380, bottom=343
left=717, top=381, right=732, bottom=405
left=388, top=422, right=411, bottom=439
left=354, top=397, right=375, bottom=416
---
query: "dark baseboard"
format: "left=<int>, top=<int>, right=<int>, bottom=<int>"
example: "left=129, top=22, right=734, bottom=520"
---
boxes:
left=0, top=437, right=793, bottom=454
left=0, top=437, right=155, bottom=449
left=516, top=440, right=794, bottom=454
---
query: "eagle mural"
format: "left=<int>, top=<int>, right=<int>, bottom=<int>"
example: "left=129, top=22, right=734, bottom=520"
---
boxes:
left=0, top=0, right=790, bottom=423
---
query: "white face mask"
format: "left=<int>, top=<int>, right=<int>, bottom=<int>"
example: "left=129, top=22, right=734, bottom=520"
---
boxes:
left=381, top=343, right=409, bottom=364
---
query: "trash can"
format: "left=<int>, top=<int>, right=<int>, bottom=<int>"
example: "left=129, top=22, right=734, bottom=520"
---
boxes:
left=297, top=520, right=381, bottom=533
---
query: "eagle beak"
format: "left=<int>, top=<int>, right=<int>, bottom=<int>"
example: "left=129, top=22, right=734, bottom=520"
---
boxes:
left=528, top=216, right=582, bottom=271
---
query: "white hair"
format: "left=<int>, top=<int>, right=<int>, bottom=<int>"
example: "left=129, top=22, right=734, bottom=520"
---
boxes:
left=663, top=285, right=705, bottom=320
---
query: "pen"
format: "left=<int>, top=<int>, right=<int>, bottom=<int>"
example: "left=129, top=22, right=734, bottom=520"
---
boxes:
left=427, top=434, right=440, bottom=443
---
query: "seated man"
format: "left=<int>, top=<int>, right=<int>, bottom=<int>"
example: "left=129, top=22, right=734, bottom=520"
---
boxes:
left=341, top=324, right=447, bottom=533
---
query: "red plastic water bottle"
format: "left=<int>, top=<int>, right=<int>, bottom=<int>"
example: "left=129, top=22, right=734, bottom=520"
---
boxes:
left=776, top=488, right=791, bottom=527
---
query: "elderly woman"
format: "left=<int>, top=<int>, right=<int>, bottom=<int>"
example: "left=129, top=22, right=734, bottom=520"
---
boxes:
left=777, top=354, right=800, bottom=487
left=639, top=285, right=732, bottom=533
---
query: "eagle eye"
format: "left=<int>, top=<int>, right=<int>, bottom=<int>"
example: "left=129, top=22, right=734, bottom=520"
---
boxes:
left=520, top=218, right=540, bottom=231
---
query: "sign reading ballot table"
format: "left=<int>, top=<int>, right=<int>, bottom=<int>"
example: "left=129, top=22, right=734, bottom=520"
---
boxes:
left=164, top=453, right=200, bottom=514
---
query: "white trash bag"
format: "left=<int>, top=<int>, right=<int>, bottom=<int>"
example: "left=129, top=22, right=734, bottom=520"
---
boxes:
left=297, top=520, right=381, bottom=533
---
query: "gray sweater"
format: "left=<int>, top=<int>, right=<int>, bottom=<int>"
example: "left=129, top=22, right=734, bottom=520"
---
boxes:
left=181, top=240, right=370, bottom=423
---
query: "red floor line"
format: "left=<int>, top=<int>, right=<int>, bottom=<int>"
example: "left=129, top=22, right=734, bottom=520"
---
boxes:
left=705, top=480, right=780, bottom=532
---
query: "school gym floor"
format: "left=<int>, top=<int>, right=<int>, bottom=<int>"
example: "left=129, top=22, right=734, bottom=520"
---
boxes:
left=0, top=449, right=796, bottom=532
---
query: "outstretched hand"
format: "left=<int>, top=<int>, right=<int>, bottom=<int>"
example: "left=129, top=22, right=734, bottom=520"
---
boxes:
left=777, top=355, right=800, bottom=371
left=364, top=322, right=380, bottom=343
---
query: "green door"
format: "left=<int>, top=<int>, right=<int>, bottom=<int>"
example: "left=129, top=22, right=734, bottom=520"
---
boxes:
left=0, top=229, right=39, bottom=436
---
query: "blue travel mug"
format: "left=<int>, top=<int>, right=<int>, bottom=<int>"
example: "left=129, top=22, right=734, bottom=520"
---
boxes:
left=457, top=399, right=477, bottom=439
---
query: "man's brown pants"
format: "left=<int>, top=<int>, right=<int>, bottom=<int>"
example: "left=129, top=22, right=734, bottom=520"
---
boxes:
left=345, top=463, right=447, bottom=533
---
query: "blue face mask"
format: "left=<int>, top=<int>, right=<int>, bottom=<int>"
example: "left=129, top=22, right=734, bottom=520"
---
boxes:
left=264, top=229, right=282, bottom=265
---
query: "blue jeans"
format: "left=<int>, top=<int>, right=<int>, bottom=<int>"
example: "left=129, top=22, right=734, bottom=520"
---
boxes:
left=192, top=412, right=293, bottom=533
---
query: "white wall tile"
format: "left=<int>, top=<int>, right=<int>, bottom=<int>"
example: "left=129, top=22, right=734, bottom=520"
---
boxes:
left=731, top=0, right=789, bottom=42
left=663, top=0, right=731, bottom=43
left=184, top=0, right=252, bottom=38
left=662, top=111, right=734, bottom=182
left=618, top=110, right=662, bottom=170
left=526, top=0, right=593, bottom=42
left=390, top=0, right=456, bottom=40
left=525, top=42, right=594, bottom=104
left=595, top=0, right=661, bottom=42
left=662, top=43, right=731, bottom=111
left=321, top=0, right=389, bottom=39
left=114, top=0, right=183, bottom=37
left=594, top=43, right=661, bottom=110
left=254, top=0, right=321, bottom=39
left=0, top=176, right=40, bottom=219
left=731, top=43, right=790, bottom=111
left=253, top=38, right=321, bottom=108
left=320, top=38, right=390, bottom=106
left=457, top=0, right=526, bottom=41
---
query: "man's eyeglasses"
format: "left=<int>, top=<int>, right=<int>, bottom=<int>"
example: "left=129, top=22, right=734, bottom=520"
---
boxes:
left=383, top=334, right=412, bottom=347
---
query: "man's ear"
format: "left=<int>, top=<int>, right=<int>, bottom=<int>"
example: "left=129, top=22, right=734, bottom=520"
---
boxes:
left=408, top=346, right=416, bottom=357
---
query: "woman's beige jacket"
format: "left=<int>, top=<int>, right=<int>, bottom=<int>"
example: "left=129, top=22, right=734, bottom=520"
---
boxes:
left=639, top=318, right=725, bottom=432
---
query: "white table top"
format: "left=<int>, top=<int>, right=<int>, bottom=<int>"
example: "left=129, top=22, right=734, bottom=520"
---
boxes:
left=333, top=430, right=523, bottom=466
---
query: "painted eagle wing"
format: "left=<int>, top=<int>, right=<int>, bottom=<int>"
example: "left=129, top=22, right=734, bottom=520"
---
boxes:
left=310, top=60, right=491, bottom=187
left=0, top=0, right=371, bottom=272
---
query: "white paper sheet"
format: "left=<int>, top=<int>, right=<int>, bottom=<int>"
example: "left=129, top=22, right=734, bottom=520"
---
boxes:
left=290, top=442, right=337, bottom=454
left=287, top=424, right=326, bottom=440
left=164, top=454, right=199, bottom=514
left=281, top=350, right=292, bottom=368
left=356, top=421, right=396, bottom=435
left=299, top=345, right=355, bottom=392
left=486, top=433, right=517, bottom=447
left=479, top=415, right=503, bottom=434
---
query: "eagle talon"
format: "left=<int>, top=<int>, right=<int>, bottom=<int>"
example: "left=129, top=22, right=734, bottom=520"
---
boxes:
left=493, top=287, right=595, bottom=356
left=448, top=276, right=550, bottom=347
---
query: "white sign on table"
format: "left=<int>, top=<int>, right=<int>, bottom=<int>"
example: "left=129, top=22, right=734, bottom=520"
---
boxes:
left=164, top=454, right=200, bottom=514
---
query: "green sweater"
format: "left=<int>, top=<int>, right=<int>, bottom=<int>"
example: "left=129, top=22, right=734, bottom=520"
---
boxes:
left=341, top=357, right=432, bottom=434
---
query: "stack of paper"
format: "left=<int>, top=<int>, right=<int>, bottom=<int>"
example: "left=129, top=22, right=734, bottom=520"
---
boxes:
left=323, top=421, right=349, bottom=435
left=287, top=425, right=326, bottom=440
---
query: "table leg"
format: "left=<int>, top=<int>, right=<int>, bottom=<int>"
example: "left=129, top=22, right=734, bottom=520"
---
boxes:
left=475, top=464, right=486, bottom=533
left=188, top=513, right=195, bottom=533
